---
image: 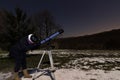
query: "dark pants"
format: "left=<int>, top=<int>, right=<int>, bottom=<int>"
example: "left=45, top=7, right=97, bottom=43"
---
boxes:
left=14, top=53, right=27, bottom=72
left=9, top=50, right=27, bottom=72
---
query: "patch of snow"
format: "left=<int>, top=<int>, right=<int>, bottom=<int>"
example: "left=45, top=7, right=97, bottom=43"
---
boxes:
left=22, top=69, right=120, bottom=80
left=0, top=54, right=8, bottom=58
left=0, top=72, right=12, bottom=80
left=1, top=69, right=120, bottom=80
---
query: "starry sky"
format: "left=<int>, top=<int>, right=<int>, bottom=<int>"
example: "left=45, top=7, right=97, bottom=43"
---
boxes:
left=0, top=0, right=120, bottom=37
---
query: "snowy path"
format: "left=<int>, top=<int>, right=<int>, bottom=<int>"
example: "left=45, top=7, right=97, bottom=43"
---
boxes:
left=1, top=69, right=120, bottom=80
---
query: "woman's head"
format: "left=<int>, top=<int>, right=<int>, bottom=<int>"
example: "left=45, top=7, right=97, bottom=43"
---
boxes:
left=28, top=34, right=39, bottom=44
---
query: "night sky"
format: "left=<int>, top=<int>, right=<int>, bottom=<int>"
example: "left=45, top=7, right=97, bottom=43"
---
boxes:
left=0, top=0, right=120, bottom=37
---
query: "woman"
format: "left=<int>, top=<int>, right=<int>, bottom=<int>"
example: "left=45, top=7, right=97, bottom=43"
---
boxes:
left=9, top=34, right=39, bottom=80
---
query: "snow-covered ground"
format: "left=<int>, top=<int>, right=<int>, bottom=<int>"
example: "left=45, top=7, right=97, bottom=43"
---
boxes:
left=1, top=69, right=120, bottom=80
left=0, top=72, right=11, bottom=80
left=1, top=50, right=120, bottom=80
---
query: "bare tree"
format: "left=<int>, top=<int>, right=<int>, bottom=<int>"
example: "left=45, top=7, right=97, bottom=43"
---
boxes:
left=0, top=8, right=35, bottom=50
left=31, top=10, right=61, bottom=39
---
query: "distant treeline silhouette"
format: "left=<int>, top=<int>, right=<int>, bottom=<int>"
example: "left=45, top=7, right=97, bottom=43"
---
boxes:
left=54, top=29, right=120, bottom=50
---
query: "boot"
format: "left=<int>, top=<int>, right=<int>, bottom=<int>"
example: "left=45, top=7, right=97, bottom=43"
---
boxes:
left=23, top=69, right=32, bottom=78
left=14, top=72, right=21, bottom=80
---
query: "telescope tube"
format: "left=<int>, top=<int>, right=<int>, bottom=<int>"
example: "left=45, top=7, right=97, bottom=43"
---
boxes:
left=38, top=29, right=64, bottom=45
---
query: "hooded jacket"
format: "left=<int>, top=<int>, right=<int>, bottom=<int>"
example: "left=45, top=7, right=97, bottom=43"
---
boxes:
left=9, top=36, right=39, bottom=58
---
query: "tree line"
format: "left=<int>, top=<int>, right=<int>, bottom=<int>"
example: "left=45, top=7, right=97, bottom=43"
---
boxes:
left=55, top=29, right=120, bottom=50
left=0, top=8, right=61, bottom=51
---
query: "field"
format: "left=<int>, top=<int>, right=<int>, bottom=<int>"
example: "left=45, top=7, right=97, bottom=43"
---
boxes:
left=0, top=50, right=120, bottom=80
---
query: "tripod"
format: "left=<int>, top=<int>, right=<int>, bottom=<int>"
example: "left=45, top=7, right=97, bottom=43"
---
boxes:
left=33, top=49, right=56, bottom=80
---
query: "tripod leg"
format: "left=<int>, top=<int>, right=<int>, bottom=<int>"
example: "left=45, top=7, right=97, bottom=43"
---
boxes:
left=48, top=51, right=54, bottom=68
left=33, top=51, right=46, bottom=80
left=37, top=51, right=46, bottom=69
left=48, top=51, right=56, bottom=80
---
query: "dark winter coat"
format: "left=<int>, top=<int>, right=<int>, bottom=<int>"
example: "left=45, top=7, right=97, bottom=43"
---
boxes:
left=9, top=36, right=39, bottom=58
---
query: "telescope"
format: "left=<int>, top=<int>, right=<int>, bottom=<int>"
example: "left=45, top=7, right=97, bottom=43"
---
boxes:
left=31, top=29, right=64, bottom=80
left=38, top=29, right=64, bottom=45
